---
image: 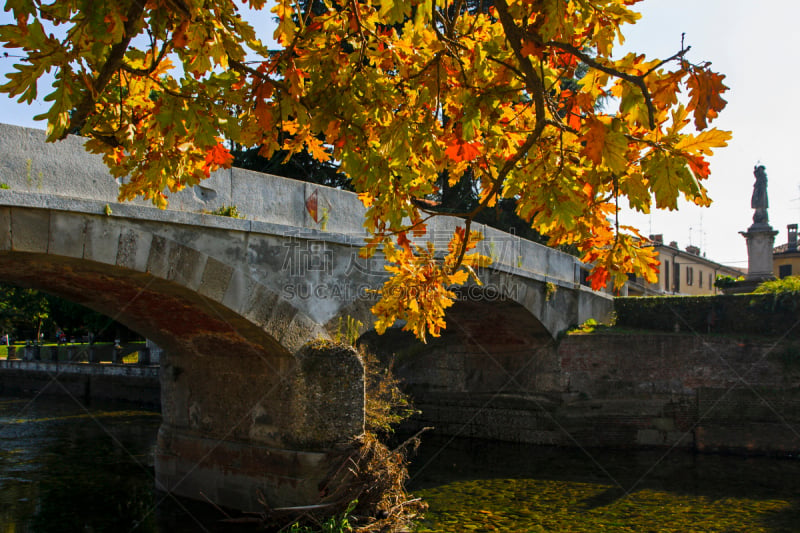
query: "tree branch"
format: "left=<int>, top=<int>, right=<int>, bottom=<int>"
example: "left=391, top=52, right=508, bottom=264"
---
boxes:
left=546, top=40, right=657, bottom=129
left=440, top=0, right=550, bottom=273
left=541, top=40, right=690, bottom=131
left=65, top=0, right=146, bottom=140
left=494, top=0, right=547, bottom=171
left=120, top=39, right=169, bottom=77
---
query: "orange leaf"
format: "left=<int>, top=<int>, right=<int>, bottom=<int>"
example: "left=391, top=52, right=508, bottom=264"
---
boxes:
left=306, top=137, right=331, bottom=162
left=555, top=50, right=577, bottom=68
left=324, top=119, right=342, bottom=143
left=580, top=118, right=606, bottom=165
left=171, top=19, right=190, bottom=48
left=686, top=67, right=728, bottom=130
left=586, top=267, right=610, bottom=291
left=397, top=231, right=412, bottom=252
left=445, top=139, right=481, bottom=162
left=520, top=40, right=543, bottom=58
left=575, top=92, right=595, bottom=113
left=201, top=143, right=233, bottom=177
left=567, top=106, right=582, bottom=131
left=650, top=71, right=684, bottom=111
left=686, top=154, right=711, bottom=179
left=205, top=143, right=233, bottom=167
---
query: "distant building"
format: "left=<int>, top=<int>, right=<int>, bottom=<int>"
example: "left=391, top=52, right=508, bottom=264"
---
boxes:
left=625, top=235, right=744, bottom=296
left=773, top=223, right=800, bottom=279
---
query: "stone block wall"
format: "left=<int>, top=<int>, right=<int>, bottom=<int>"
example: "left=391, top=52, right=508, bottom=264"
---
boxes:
left=401, top=333, right=800, bottom=455
left=556, top=334, right=800, bottom=453
left=0, top=360, right=160, bottom=406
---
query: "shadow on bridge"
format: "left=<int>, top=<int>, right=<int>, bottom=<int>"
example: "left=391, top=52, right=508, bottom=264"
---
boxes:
left=360, top=295, right=562, bottom=442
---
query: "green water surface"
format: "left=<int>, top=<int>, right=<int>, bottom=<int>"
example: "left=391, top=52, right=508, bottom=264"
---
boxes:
left=408, top=437, right=800, bottom=532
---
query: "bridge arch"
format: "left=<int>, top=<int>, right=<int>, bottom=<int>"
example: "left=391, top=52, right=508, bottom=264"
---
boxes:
left=1, top=207, right=326, bottom=351
left=358, top=288, right=566, bottom=441
left=0, top=205, right=365, bottom=511
left=332, top=261, right=590, bottom=345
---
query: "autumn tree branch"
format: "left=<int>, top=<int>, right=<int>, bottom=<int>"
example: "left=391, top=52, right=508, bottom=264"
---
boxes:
left=542, top=40, right=690, bottom=131
left=65, top=0, right=147, bottom=140
left=435, top=0, right=549, bottom=273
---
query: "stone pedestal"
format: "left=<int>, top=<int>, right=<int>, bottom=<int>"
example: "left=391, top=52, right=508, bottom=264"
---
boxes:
left=24, top=345, right=39, bottom=361
left=138, top=346, right=151, bottom=366
left=740, top=223, right=778, bottom=282
left=113, top=344, right=123, bottom=364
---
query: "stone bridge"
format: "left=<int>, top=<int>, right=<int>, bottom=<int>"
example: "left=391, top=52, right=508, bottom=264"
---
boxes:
left=0, top=123, right=612, bottom=511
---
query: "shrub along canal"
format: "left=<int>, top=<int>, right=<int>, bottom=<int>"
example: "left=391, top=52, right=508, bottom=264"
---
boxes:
left=2, top=394, right=800, bottom=532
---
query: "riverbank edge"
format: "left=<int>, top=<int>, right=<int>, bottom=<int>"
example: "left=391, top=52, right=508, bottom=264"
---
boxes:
left=0, top=360, right=160, bottom=407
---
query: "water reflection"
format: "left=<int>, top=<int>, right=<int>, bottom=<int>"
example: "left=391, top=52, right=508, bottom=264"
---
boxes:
left=0, top=395, right=252, bottom=532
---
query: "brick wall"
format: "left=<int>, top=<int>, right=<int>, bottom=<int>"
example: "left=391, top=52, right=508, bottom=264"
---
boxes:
left=402, top=333, right=800, bottom=455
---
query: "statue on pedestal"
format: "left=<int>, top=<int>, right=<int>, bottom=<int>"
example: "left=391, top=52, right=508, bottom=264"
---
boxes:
left=739, top=164, right=777, bottom=286
left=751, top=165, right=769, bottom=224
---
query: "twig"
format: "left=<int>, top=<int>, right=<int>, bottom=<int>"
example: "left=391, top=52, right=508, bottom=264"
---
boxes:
left=66, top=0, right=147, bottom=138
left=392, top=426, right=433, bottom=454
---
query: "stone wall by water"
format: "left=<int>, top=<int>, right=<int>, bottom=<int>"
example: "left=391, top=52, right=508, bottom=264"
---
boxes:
left=0, top=360, right=160, bottom=406
left=400, top=333, right=800, bottom=455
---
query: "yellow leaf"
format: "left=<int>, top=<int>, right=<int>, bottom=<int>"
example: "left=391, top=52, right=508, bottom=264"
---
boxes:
left=673, top=128, right=731, bottom=156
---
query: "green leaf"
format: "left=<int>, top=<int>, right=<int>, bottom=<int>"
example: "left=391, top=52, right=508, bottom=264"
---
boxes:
left=643, top=151, right=692, bottom=210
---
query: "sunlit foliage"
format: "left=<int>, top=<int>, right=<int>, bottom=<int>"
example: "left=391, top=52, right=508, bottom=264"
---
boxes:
left=0, top=0, right=729, bottom=340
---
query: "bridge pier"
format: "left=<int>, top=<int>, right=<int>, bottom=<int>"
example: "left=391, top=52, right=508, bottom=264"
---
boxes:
left=155, top=426, right=332, bottom=511
left=154, top=341, right=365, bottom=512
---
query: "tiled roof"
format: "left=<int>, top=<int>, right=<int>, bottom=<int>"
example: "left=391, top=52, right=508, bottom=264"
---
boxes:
left=774, top=243, right=800, bottom=254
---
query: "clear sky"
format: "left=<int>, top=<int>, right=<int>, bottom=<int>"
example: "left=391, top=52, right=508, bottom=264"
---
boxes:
left=1, top=1, right=798, bottom=269
left=616, top=0, right=800, bottom=269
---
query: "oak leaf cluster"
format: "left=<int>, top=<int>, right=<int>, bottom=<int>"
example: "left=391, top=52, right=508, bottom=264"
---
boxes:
left=1, top=0, right=730, bottom=340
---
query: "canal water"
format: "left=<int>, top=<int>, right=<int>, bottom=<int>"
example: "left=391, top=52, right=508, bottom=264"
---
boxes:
left=2, top=394, right=800, bottom=532
left=0, top=395, right=253, bottom=533
left=409, top=437, right=800, bottom=532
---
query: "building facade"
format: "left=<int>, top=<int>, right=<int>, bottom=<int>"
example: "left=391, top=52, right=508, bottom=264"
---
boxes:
left=773, top=223, right=800, bottom=279
left=625, top=235, right=744, bottom=296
